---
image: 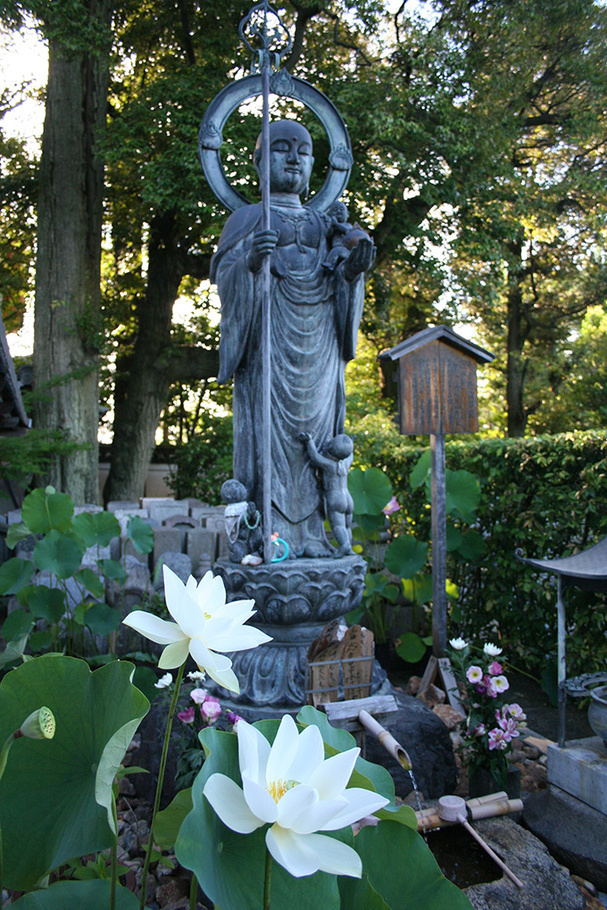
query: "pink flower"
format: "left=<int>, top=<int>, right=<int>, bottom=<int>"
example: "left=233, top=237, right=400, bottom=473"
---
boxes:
left=505, top=703, right=526, bottom=723
left=474, top=723, right=486, bottom=737
left=497, top=714, right=518, bottom=738
left=382, top=496, right=401, bottom=516
left=178, top=707, right=195, bottom=724
left=467, top=665, right=483, bottom=684
left=201, top=696, right=222, bottom=724
left=476, top=674, right=497, bottom=698
left=227, top=711, right=243, bottom=726
left=488, top=661, right=503, bottom=676
left=190, top=688, right=208, bottom=704
left=488, top=728, right=508, bottom=751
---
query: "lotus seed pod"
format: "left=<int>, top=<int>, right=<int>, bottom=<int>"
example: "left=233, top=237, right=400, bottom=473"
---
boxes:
left=20, top=706, right=56, bottom=740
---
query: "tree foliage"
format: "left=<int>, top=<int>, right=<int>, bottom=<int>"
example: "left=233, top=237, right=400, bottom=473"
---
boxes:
left=2, top=0, right=607, bottom=500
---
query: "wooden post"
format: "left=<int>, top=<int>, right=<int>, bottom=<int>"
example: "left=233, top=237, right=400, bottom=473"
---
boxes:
left=431, top=432, right=447, bottom=656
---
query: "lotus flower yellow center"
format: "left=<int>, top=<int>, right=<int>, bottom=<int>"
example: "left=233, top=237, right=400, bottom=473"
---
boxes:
left=267, top=778, right=298, bottom=803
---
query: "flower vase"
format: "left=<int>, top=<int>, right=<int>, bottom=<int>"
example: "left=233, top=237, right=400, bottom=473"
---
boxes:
left=468, top=764, right=521, bottom=800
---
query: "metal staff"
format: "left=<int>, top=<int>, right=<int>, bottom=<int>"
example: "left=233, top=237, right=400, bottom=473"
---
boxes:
left=239, top=3, right=292, bottom=563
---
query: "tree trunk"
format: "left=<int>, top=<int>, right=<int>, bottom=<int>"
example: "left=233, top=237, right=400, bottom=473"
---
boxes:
left=506, top=241, right=527, bottom=437
left=33, top=3, right=112, bottom=504
left=103, top=212, right=185, bottom=504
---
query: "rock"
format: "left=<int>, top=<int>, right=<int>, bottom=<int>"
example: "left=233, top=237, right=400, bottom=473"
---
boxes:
left=107, top=554, right=151, bottom=610
left=417, top=682, right=446, bottom=708
left=156, top=878, right=189, bottom=909
left=524, top=787, right=607, bottom=891
left=120, top=819, right=150, bottom=858
left=154, top=552, right=193, bottom=588
left=434, top=703, right=465, bottom=730
left=572, top=876, right=605, bottom=910
left=406, top=675, right=422, bottom=695
left=464, top=817, right=585, bottom=909
left=364, top=688, right=457, bottom=799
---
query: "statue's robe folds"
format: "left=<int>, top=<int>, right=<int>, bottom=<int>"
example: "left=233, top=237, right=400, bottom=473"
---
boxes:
left=211, top=201, right=365, bottom=556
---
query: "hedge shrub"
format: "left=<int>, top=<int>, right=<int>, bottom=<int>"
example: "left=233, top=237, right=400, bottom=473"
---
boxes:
left=357, top=429, right=607, bottom=677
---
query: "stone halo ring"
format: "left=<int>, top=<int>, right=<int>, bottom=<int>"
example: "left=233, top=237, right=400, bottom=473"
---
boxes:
left=198, top=70, right=354, bottom=214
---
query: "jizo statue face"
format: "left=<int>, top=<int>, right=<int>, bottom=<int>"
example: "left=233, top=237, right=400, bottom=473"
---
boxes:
left=255, top=121, right=314, bottom=196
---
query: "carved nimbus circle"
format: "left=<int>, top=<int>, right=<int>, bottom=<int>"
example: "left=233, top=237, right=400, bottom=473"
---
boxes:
left=198, top=71, right=353, bottom=213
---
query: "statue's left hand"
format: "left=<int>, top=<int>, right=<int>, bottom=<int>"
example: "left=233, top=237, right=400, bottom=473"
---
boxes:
left=344, top=237, right=375, bottom=280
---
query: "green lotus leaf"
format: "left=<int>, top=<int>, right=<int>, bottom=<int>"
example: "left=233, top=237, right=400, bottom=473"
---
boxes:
left=155, top=787, right=193, bottom=848
left=444, top=470, right=480, bottom=523
left=384, top=535, right=428, bottom=578
left=74, top=567, right=105, bottom=599
left=410, top=451, right=431, bottom=490
left=402, top=573, right=433, bottom=604
left=70, top=510, right=120, bottom=548
left=0, top=656, right=149, bottom=890
left=84, top=602, right=122, bottom=634
left=395, top=632, right=428, bottom=664
left=6, top=521, right=32, bottom=549
left=338, top=872, right=392, bottom=909
left=11, top=879, right=140, bottom=909
left=126, top=515, right=154, bottom=554
left=0, top=557, right=34, bottom=595
left=352, top=819, right=473, bottom=909
left=456, top=529, right=486, bottom=561
left=1, top=607, right=34, bottom=642
left=21, top=487, right=74, bottom=535
left=19, top=585, right=65, bottom=623
left=33, top=531, right=83, bottom=578
left=348, top=467, right=393, bottom=516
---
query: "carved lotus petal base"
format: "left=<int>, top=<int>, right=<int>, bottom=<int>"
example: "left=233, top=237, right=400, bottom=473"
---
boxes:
left=209, top=555, right=375, bottom=707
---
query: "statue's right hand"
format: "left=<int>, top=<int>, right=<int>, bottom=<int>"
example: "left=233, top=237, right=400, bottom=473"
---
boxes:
left=247, top=229, right=279, bottom=272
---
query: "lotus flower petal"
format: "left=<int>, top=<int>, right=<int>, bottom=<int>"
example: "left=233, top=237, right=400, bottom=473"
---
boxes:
left=305, top=747, right=359, bottom=800
left=203, top=773, right=263, bottom=834
left=122, top=611, right=184, bottom=646
left=158, top=638, right=190, bottom=669
left=266, top=827, right=362, bottom=879
left=238, top=718, right=271, bottom=785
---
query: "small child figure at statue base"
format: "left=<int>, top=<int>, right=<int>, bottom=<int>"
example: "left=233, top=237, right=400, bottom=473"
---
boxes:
left=220, top=479, right=263, bottom=565
left=298, top=432, right=355, bottom=558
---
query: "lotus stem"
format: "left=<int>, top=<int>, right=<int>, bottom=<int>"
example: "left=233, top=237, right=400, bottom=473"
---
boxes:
left=139, top=661, right=186, bottom=910
left=110, top=796, right=118, bottom=910
left=189, top=871, right=198, bottom=910
left=263, top=845, right=272, bottom=910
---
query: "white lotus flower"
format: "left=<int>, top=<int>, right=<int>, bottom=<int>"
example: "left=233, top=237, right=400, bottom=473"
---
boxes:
left=483, top=642, right=503, bottom=657
left=203, top=715, right=389, bottom=879
left=449, top=637, right=468, bottom=651
left=123, top=566, right=271, bottom=693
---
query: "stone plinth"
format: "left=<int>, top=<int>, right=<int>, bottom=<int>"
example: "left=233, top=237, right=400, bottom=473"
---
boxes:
left=210, top=555, right=369, bottom=710
left=547, top=736, right=607, bottom=815
left=524, top=786, right=607, bottom=891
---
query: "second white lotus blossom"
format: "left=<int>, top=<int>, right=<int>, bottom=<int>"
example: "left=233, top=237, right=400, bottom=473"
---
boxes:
left=123, top=566, right=271, bottom=693
left=483, top=642, right=503, bottom=657
left=203, top=714, right=389, bottom=879
left=449, top=637, right=468, bottom=651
